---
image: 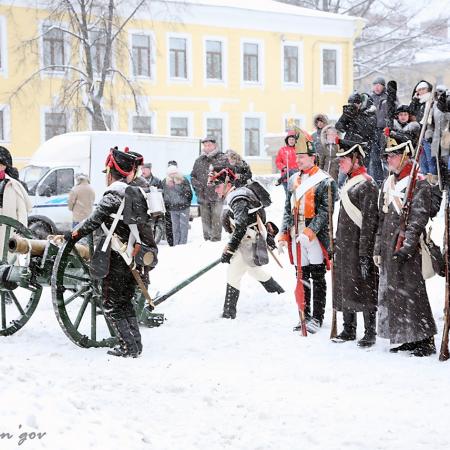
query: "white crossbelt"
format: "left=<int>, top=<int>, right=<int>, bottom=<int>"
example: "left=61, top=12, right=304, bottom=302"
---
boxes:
left=340, top=174, right=366, bottom=229
left=383, top=175, right=410, bottom=215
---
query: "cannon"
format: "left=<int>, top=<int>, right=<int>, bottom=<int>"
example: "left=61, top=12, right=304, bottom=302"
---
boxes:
left=0, top=215, right=164, bottom=348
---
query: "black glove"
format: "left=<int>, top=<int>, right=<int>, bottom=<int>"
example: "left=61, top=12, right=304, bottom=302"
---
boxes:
left=63, top=230, right=80, bottom=243
left=221, top=249, right=234, bottom=264
left=437, top=91, right=448, bottom=113
left=342, top=104, right=357, bottom=119
left=266, top=234, right=276, bottom=250
left=387, top=80, right=397, bottom=97
left=392, top=247, right=410, bottom=264
left=359, top=256, right=372, bottom=280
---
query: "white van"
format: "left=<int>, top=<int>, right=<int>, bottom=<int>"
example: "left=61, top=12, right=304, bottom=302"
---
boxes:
left=19, top=131, right=201, bottom=236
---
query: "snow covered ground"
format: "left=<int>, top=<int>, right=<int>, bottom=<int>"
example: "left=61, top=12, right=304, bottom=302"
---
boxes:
left=1, top=185, right=449, bottom=450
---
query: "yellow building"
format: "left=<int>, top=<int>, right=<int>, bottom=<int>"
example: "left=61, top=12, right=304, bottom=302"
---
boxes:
left=0, top=0, right=363, bottom=173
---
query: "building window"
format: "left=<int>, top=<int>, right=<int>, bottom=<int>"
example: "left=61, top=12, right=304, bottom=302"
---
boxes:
left=45, top=112, right=67, bottom=140
left=0, top=110, right=4, bottom=140
left=206, top=118, right=223, bottom=151
left=91, top=30, right=107, bottom=74
left=169, top=37, right=187, bottom=79
left=133, top=115, right=152, bottom=134
left=43, top=24, right=65, bottom=70
left=170, top=117, right=188, bottom=136
left=132, top=34, right=151, bottom=77
left=206, top=40, right=222, bottom=80
left=322, top=48, right=337, bottom=86
left=284, top=45, right=298, bottom=83
left=245, top=117, right=261, bottom=156
left=243, top=42, right=259, bottom=82
left=284, top=118, right=303, bottom=131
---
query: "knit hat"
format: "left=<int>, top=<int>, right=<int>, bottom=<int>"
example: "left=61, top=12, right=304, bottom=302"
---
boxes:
left=167, top=165, right=178, bottom=175
left=372, top=76, right=386, bottom=86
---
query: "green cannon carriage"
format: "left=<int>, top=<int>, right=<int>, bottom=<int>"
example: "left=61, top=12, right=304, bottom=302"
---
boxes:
left=0, top=215, right=164, bottom=348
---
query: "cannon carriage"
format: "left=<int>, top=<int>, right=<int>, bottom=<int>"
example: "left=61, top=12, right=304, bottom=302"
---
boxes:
left=0, top=215, right=164, bottom=348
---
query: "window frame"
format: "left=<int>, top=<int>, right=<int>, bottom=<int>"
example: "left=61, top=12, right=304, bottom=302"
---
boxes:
left=281, top=41, right=304, bottom=88
left=203, top=36, right=227, bottom=85
left=203, top=112, right=228, bottom=152
left=282, top=114, right=306, bottom=132
left=129, top=30, right=156, bottom=81
left=39, top=20, right=70, bottom=77
left=320, top=44, right=342, bottom=92
left=242, top=113, right=266, bottom=159
left=241, top=39, right=264, bottom=87
left=131, top=114, right=154, bottom=134
left=0, top=104, right=10, bottom=142
left=167, top=113, right=193, bottom=137
left=167, top=33, right=192, bottom=84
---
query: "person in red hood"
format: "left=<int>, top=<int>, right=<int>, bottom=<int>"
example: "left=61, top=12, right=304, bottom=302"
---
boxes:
left=275, top=130, right=299, bottom=192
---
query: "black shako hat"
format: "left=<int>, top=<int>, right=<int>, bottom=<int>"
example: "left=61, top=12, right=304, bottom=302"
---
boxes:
left=103, top=147, right=137, bottom=176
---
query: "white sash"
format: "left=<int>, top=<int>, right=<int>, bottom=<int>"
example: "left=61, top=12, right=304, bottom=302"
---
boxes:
left=292, top=170, right=330, bottom=204
left=383, top=175, right=410, bottom=215
left=340, top=174, right=366, bottom=229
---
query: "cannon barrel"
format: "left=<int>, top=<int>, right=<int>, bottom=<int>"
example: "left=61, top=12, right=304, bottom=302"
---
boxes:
left=8, top=236, right=90, bottom=260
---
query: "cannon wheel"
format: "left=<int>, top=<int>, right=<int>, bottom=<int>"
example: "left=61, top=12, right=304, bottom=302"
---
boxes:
left=51, top=236, right=117, bottom=348
left=0, top=216, right=42, bottom=336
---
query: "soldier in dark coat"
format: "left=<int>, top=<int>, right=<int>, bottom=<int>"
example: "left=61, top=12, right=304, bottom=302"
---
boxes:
left=208, top=166, right=284, bottom=319
left=374, top=137, right=437, bottom=357
left=279, top=131, right=338, bottom=333
left=191, top=136, right=228, bottom=241
left=66, top=148, right=157, bottom=358
left=332, top=140, right=379, bottom=347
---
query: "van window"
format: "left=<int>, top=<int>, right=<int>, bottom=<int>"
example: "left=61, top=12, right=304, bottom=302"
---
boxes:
left=37, top=168, right=74, bottom=196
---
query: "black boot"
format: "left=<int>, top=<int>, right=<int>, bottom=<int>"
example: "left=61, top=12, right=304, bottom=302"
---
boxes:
left=389, top=342, right=417, bottom=353
left=411, top=336, right=436, bottom=357
left=222, top=284, right=239, bottom=319
left=127, top=315, right=143, bottom=355
left=333, top=312, right=357, bottom=342
left=299, top=266, right=311, bottom=320
left=310, top=263, right=327, bottom=327
left=106, top=317, right=140, bottom=358
left=260, top=277, right=285, bottom=294
left=357, top=311, right=377, bottom=348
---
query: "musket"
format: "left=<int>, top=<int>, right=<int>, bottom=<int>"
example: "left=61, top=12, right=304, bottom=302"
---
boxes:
left=328, top=184, right=337, bottom=339
left=395, top=85, right=436, bottom=252
left=154, top=258, right=221, bottom=306
left=439, top=190, right=450, bottom=361
left=293, top=206, right=307, bottom=337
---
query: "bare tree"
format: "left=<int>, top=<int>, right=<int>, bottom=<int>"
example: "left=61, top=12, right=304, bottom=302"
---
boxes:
left=277, top=0, right=450, bottom=84
left=10, top=0, right=153, bottom=131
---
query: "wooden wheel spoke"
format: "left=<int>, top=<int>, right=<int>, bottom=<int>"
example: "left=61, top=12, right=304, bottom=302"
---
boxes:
left=63, top=273, right=91, bottom=283
left=64, top=286, right=90, bottom=306
left=73, top=296, right=90, bottom=330
left=90, top=296, right=97, bottom=341
left=1, top=292, right=6, bottom=329
left=7, top=291, right=25, bottom=316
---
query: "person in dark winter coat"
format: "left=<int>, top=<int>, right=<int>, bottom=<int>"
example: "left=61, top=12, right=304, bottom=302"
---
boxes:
left=279, top=131, right=338, bottom=333
left=319, top=124, right=340, bottom=181
left=162, top=165, right=193, bottom=245
left=191, top=136, right=228, bottom=241
left=435, top=87, right=450, bottom=189
left=409, top=80, right=437, bottom=177
left=275, top=130, right=299, bottom=192
left=225, top=149, right=252, bottom=188
left=332, top=140, right=379, bottom=347
left=335, top=92, right=382, bottom=185
left=311, top=114, right=328, bottom=161
left=65, top=148, right=157, bottom=358
left=209, top=166, right=284, bottom=319
left=142, top=163, right=162, bottom=189
left=374, top=137, right=437, bottom=357
left=390, top=105, right=420, bottom=148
